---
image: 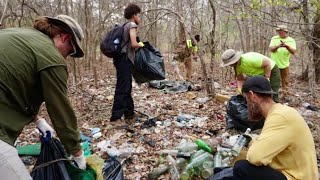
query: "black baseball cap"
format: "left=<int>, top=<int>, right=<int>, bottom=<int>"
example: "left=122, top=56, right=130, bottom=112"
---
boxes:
left=242, top=76, right=277, bottom=95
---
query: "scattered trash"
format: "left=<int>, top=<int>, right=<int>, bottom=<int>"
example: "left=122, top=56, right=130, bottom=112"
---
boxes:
left=226, top=95, right=264, bottom=132
left=150, top=129, right=254, bottom=180
left=303, top=102, right=318, bottom=111
left=80, top=131, right=91, bottom=142
left=148, top=164, right=169, bottom=180
left=145, top=138, right=156, bottom=147
left=141, top=117, right=157, bottom=128
left=17, top=143, right=41, bottom=156
left=110, top=132, right=125, bottom=142
left=215, top=94, right=231, bottom=103
left=91, top=127, right=102, bottom=139
left=175, top=113, right=209, bottom=128
left=20, top=156, right=36, bottom=165
left=86, top=155, right=104, bottom=180
left=103, top=157, right=124, bottom=180
left=148, top=80, right=192, bottom=94
left=186, top=92, right=197, bottom=100
left=106, top=95, right=114, bottom=101
left=196, top=97, right=210, bottom=104
left=82, top=141, right=92, bottom=157
left=195, top=139, right=214, bottom=154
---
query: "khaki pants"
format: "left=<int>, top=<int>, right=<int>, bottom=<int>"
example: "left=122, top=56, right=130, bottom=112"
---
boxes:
left=184, top=57, right=193, bottom=80
left=280, top=67, right=289, bottom=91
left=270, top=65, right=281, bottom=103
left=0, top=140, right=32, bottom=180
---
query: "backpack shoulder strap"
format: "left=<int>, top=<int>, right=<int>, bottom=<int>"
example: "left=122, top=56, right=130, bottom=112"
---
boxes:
left=121, top=22, right=131, bottom=49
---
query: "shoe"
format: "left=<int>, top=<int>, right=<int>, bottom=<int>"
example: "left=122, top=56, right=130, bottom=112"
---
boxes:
left=124, top=112, right=144, bottom=120
left=108, top=119, right=126, bottom=127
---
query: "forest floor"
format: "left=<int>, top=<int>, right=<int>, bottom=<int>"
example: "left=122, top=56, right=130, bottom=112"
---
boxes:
left=19, top=56, right=320, bottom=179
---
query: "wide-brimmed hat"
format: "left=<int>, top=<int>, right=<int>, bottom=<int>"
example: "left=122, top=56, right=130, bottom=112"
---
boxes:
left=220, top=49, right=242, bottom=67
left=242, top=76, right=277, bottom=95
left=276, top=25, right=288, bottom=32
left=46, top=15, right=84, bottom=58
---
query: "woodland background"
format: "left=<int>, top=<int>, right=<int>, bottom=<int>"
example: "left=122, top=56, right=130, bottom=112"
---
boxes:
left=1, top=1, right=320, bottom=178
left=1, top=0, right=320, bottom=94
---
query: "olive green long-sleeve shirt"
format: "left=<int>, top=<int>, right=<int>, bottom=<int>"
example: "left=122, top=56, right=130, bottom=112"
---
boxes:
left=0, top=28, right=81, bottom=154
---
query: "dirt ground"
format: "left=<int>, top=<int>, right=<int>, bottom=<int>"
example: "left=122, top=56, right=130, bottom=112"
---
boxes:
left=19, top=55, right=320, bottom=179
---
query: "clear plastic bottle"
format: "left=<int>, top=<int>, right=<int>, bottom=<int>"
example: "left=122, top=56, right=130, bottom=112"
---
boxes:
left=201, top=168, right=213, bottom=179
left=178, top=142, right=198, bottom=153
left=186, top=152, right=213, bottom=169
left=191, top=150, right=205, bottom=159
left=166, top=155, right=180, bottom=180
left=231, top=128, right=251, bottom=156
left=157, top=149, right=179, bottom=156
left=180, top=168, right=193, bottom=180
left=214, top=150, right=222, bottom=168
left=148, top=164, right=169, bottom=180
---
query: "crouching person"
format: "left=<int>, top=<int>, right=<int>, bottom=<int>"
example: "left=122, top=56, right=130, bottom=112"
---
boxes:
left=232, top=76, right=318, bottom=180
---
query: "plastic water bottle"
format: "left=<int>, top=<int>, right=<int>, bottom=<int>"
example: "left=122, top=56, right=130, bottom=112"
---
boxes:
left=148, top=164, right=169, bottom=180
left=166, top=155, right=180, bottom=180
left=231, top=128, right=251, bottom=156
left=201, top=167, right=213, bottom=179
left=178, top=142, right=198, bottom=153
left=114, top=38, right=120, bottom=49
left=214, top=150, right=222, bottom=168
left=186, top=152, right=213, bottom=169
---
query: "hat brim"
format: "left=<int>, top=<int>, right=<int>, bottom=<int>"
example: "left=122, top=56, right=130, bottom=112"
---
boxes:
left=276, top=28, right=288, bottom=32
left=45, top=17, right=84, bottom=58
left=220, top=51, right=242, bottom=67
left=250, top=90, right=277, bottom=95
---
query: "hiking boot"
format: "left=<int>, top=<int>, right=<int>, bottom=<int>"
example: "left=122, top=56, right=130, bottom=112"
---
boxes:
left=124, top=112, right=144, bottom=120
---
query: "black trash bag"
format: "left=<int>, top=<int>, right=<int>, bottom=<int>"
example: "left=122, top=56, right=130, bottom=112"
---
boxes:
left=208, top=167, right=233, bottom=180
left=226, top=95, right=264, bottom=132
left=132, top=41, right=165, bottom=84
left=103, top=157, right=124, bottom=180
left=31, top=136, right=71, bottom=180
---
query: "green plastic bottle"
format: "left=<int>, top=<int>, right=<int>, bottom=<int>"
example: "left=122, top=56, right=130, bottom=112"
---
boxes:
left=195, top=139, right=213, bottom=154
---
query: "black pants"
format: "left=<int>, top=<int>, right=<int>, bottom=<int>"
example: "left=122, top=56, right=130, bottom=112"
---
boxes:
left=110, top=54, right=134, bottom=120
left=229, top=160, right=287, bottom=180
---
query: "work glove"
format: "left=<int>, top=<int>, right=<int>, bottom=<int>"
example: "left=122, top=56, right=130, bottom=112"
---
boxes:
left=35, top=117, right=55, bottom=138
left=138, top=42, right=144, bottom=47
left=73, top=151, right=87, bottom=170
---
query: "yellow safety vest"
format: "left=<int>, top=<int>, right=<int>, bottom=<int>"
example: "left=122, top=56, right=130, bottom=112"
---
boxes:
left=186, top=39, right=198, bottom=53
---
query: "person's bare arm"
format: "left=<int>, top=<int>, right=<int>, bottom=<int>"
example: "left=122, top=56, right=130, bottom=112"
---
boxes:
left=269, top=44, right=281, bottom=52
left=261, top=58, right=272, bottom=79
left=281, top=43, right=296, bottom=55
left=129, top=28, right=143, bottom=48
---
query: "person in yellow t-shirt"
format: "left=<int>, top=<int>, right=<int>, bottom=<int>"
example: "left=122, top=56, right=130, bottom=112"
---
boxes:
left=220, top=49, right=281, bottom=102
left=231, top=76, right=318, bottom=180
left=269, top=25, right=296, bottom=93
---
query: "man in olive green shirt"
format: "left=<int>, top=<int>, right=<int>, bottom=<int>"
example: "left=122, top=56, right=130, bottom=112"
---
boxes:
left=0, top=15, right=86, bottom=179
left=269, top=25, right=296, bottom=94
left=221, top=49, right=281, bottom=102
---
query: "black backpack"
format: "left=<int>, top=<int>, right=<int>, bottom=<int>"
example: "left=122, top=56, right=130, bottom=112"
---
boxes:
left=100, top=22, right=129, bottom=58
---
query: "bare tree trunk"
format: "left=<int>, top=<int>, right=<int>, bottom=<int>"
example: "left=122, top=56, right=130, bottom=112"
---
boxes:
left=312, top=9, right=320, bottom=83
left=302, top=0, right=316, bottom=95
left=208, top=0, right=216, bottom=96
